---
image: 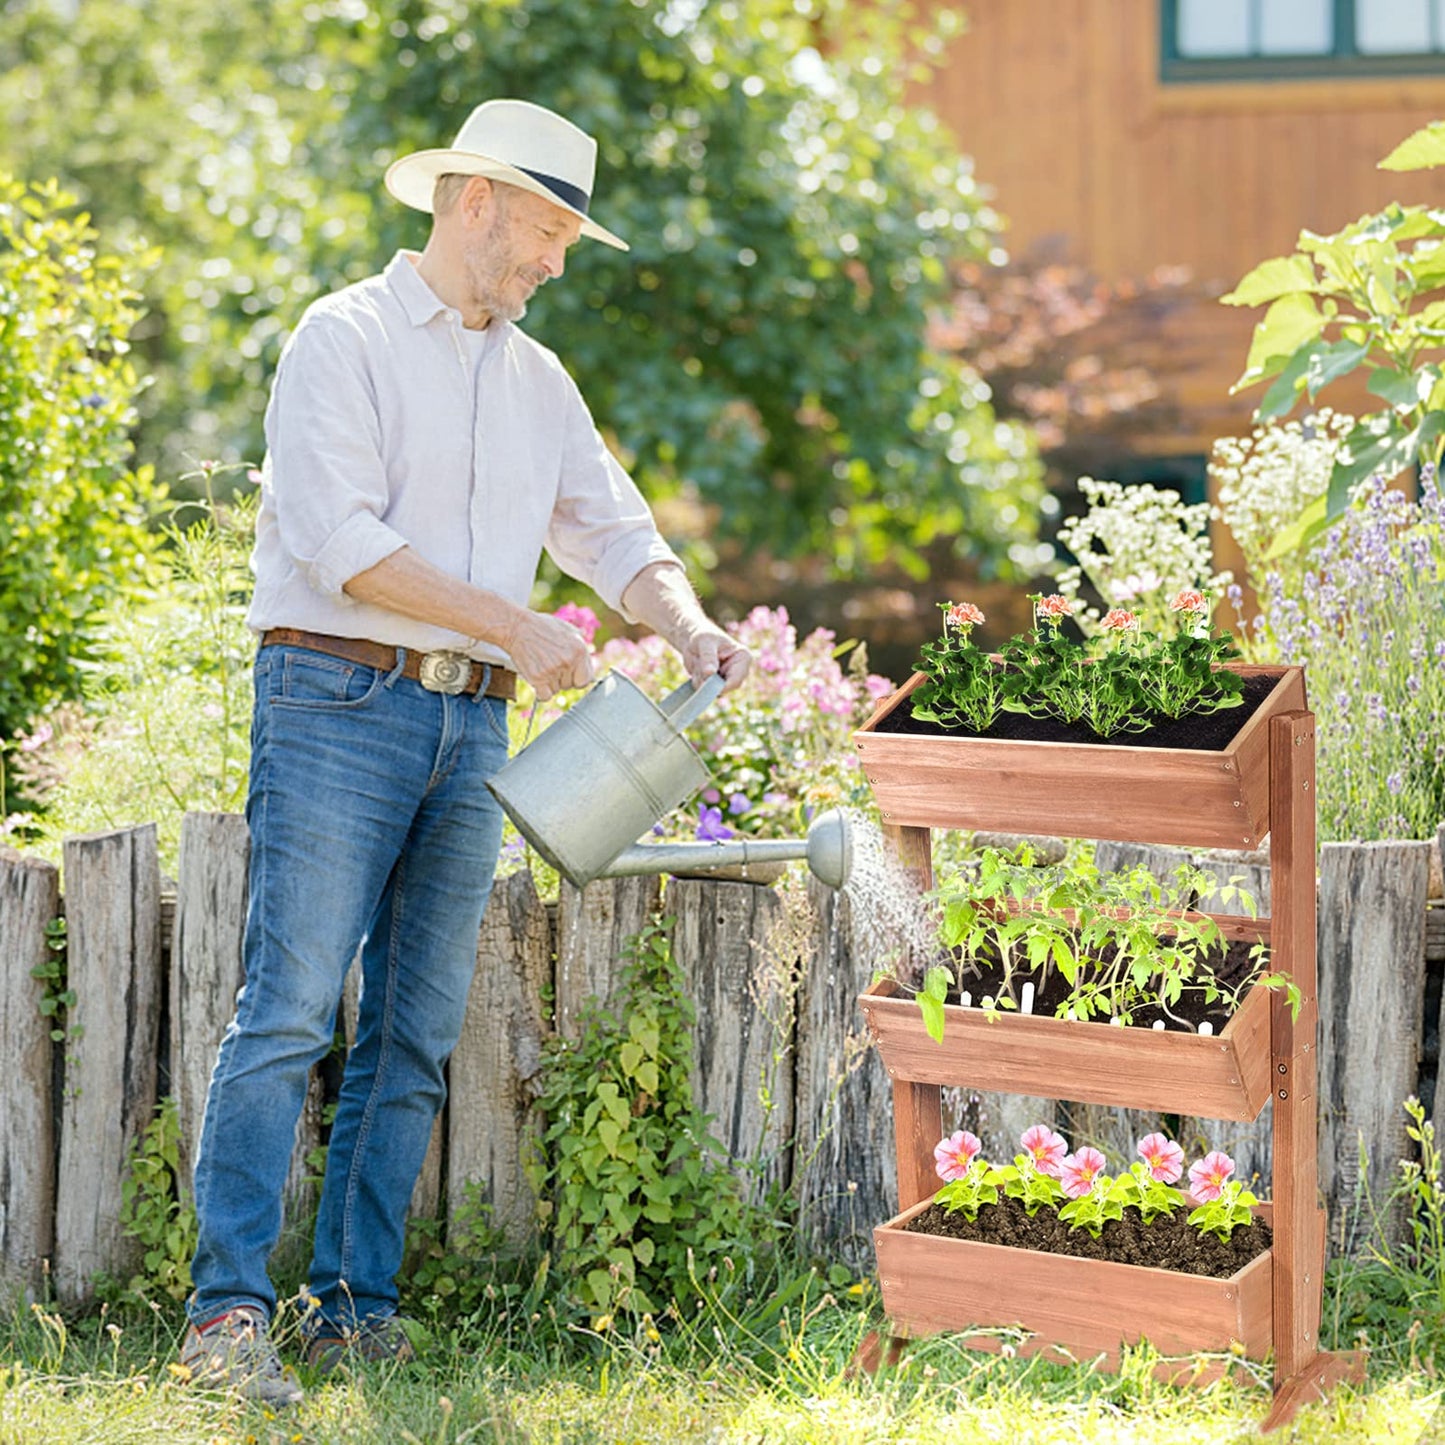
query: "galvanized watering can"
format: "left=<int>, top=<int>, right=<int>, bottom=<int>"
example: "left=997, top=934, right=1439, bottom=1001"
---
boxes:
left=486, top=670, right=852, bottom=890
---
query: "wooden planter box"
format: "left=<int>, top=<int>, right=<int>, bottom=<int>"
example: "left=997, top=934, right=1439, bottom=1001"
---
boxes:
left=860, top=914, right=1275, bottom=1120
left=852, top=664, right=1305, bottom=849
left=874, top=1196, right=1274, bottom=1362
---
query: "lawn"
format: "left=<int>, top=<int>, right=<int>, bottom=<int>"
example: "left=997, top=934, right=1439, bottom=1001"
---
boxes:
left=4, top=1266, right=1441, bottom=1445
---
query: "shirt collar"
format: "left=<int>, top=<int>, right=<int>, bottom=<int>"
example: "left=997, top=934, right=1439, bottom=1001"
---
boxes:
left=384, top=250, right=514, bottom=345
left=385, top=251, right=451, bottom=328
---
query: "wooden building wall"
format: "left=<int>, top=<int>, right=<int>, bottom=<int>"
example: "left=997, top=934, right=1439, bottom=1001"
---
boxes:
left=918, top=0, right=1445, bottom=457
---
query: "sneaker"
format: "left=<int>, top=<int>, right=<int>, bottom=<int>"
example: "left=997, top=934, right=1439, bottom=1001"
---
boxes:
left=178, top=1305, right=305, bottom=1407
left=304, top=1315, right=417, bottom=1374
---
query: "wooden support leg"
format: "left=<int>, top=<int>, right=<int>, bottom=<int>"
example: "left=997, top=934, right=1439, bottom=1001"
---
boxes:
left=1261, top=712, right=1366, bottom=1433
left=847, top=1330, right=910, bottom=1377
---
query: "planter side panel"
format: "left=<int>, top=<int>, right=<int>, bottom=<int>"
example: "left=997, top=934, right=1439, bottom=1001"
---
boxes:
left=862, top=982, right=1273, bottom=1121
left=874, top=1221, right=1272, bottom=1358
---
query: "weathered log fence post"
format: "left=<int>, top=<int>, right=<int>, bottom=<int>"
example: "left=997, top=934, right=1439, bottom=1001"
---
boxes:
left=0, top=848, right=60, bottom=1302
left=54, top=826, right=162, bottom=1307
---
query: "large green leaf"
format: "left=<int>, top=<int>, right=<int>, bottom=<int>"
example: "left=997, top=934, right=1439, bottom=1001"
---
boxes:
left=1380, top=120, right=1445, bottom=172
left=1409, top=241, right=1445, bottom=294
left=1366, top=364, right=1430, bottom=409
left=1220, top=254, right=1318, bottom=307
left=1327, top=415, right=1421, bottom=519
left=1263, top=495, right=1331, bottom=563
left=1305, top=338, right=1372, bottom=399
left=1234, top=293, right=1329, bottom=392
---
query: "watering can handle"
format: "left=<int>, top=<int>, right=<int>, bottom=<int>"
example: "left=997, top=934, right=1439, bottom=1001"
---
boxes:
left=660, top=672, right=727, bottom=732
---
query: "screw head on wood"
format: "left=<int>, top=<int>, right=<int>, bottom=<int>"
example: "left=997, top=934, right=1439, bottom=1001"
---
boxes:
left=1278, top=1064, right=1288, bottom=1074
left=1278, top=1089, right=1289, bottom=1100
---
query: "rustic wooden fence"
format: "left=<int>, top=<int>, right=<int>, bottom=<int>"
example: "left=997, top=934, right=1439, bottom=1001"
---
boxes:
left=1, top=815, right=1442, bottom=1307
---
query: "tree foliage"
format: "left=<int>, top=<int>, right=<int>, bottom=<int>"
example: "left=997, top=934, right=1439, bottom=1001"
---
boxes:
left=0, top=174, right=160, bottom=743
left=0, top=0, right=1042, bottom=579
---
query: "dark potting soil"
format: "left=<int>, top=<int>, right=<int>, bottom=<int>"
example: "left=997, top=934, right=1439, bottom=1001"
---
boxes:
left=873, top=671, right=1278, bottom=750
left=947, top=934, right=1262, bottom=1034
left=904, top=1193, right=1271, bottom=1278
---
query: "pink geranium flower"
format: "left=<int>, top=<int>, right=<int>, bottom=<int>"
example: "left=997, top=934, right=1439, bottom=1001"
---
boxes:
left=1188, top=1150, right=1236, bottom=1202
left=1034, top=594, right=1073, bottom=621
left=934, top=1129, right=982, bottom=1183
left=945, top=601, right=986, bottom=632
left=1168, top=589, right=1208, bottom=616
left=1137, top=1132, right=1184, bottom=1184
left=1099, top=608, right=1140, bottom=634
left=1058, top=1147, right=1108, bottom=1199
left=1020, top=1124, right=1068, bottom=1177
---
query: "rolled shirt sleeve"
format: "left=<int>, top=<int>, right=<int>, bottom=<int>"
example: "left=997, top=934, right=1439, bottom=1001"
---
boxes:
left=262, top=314, right=409, bottom=600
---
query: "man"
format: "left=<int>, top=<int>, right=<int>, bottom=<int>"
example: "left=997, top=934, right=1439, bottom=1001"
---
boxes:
left=179, top=98, right=750, bottom=1404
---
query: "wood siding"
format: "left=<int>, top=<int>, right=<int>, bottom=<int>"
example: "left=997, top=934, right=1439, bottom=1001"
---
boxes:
left=918, top=0, right=1445, bottom=453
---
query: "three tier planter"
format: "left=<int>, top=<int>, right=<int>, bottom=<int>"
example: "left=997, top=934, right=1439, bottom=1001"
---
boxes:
left=851, top=664, right=1364, bottom=1433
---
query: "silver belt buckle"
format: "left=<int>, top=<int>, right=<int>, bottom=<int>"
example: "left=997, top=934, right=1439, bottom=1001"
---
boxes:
left=417, top=649, right=473, bottom=695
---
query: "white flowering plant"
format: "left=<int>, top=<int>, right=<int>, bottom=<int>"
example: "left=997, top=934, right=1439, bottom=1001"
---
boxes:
left=1053, top=477, right=1231, bottom=638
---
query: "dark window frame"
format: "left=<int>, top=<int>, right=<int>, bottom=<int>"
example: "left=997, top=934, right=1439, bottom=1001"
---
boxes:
left=1160, top=0, right=1445, bottom=82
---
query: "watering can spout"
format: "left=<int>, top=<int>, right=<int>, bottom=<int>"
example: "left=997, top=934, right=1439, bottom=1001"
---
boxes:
left=599, top=808, right=853, bottom=889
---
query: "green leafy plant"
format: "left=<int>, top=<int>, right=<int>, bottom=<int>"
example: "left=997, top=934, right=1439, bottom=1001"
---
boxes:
left=909, top=591, right=1245, bottom=743
left=98, top=1097, right=198, bottom=1305
left=0, top=173, right=162, bottom=744
left=904, top=844, right=1295, bottom=1044
left=403, top=1181, right=513, bottom=1323
left=1221, top=118, right=1445, bottom=551
left=527, top=919, right=768, bottom=1320
left=10, top=469, right=257, bottom=871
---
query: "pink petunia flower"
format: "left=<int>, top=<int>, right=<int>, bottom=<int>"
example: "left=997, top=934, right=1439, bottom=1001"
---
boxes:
left=1168, top=589, right=1208, bottom=616
left=1137, top=1133, right=1184, bottom=1184
left=1099, top=608, right=1140, bottom=634
left=1020, top=1124, right=1069, bottom=1177
left=1035, top=594, right=1073, bottom=621
left=933, top=1129, right=982, bottom=1183
left=1188, top=1150, right=1236, bottom=1203
left=553, top=602, right=600, bottom=645
left=945, top=601, right=986, bottom=632
left=1058, top=1147, right=1108, bottom=1199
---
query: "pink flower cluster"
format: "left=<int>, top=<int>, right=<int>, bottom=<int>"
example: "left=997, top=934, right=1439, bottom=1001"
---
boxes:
left=933, top=1123, right=1237, bottom=1216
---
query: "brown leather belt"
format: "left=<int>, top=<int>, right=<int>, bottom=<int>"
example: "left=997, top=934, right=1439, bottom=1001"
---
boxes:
left=260, top=628, right=517, bottom=700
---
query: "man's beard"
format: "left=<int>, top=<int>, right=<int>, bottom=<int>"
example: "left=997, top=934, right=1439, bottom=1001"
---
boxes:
left=465, top=203, right=537, bottom=324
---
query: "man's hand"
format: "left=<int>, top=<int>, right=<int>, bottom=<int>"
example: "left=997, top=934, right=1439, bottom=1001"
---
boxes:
left=678, top=626, right=751, bottom=692
left=620, top=563, right=752, bottom=694
left=501, top=609, right=596, bottom=702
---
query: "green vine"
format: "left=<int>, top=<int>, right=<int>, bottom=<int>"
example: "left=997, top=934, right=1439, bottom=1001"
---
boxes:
left=527, top=918, right=773, bottom=1321
left=98, top=1097, right=198, bottom=1305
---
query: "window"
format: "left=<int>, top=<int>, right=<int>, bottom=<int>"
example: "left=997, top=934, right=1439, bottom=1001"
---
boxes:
left=1162, top=0, right=1445, bottom=79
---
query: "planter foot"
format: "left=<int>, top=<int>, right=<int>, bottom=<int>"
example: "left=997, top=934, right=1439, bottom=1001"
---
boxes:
left=1260, top=1349, right=1367, bottom=1434
left=848, top=1331, right=908, bottom=1377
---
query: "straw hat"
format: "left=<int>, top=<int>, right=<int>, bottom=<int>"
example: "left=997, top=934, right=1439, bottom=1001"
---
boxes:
left=384, top=98, right=628, bottom=251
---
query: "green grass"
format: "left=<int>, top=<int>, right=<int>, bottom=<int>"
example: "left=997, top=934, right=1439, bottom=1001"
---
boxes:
left=3, top=1266, right=1442, bottom=1445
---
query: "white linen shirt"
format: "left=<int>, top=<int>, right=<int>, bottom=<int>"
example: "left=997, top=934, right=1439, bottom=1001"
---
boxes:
left=247, top=250, right=682, bottom=667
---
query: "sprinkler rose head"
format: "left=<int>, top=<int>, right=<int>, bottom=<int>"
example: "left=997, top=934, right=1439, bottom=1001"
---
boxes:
left=806, top=809, right=853, bottom=890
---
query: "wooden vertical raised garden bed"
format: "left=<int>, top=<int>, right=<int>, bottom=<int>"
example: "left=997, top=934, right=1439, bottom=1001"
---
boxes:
left=851, top=666, right=1364, bottom=1432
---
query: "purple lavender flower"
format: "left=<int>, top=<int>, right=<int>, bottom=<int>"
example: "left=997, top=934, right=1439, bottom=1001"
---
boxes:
left=1388, top=772, right=1404, bottom=795
left=696, top=805, right=734, bottom=843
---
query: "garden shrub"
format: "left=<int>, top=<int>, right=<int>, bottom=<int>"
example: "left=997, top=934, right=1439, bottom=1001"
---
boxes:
left=0, top=174, right=160, bottom=746
left=7, top=470, right=256, bottom=869
left=527, top=919, right=768, bottom=1320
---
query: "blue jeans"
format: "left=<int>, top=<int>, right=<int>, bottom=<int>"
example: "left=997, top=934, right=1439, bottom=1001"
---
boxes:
left=188, top=644, right=509, bottom=1329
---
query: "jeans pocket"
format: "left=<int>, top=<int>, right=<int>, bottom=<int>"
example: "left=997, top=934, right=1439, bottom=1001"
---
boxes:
left=482, top=696, right=512, bottom=750
left=272, top=649, right=386, bottom=711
